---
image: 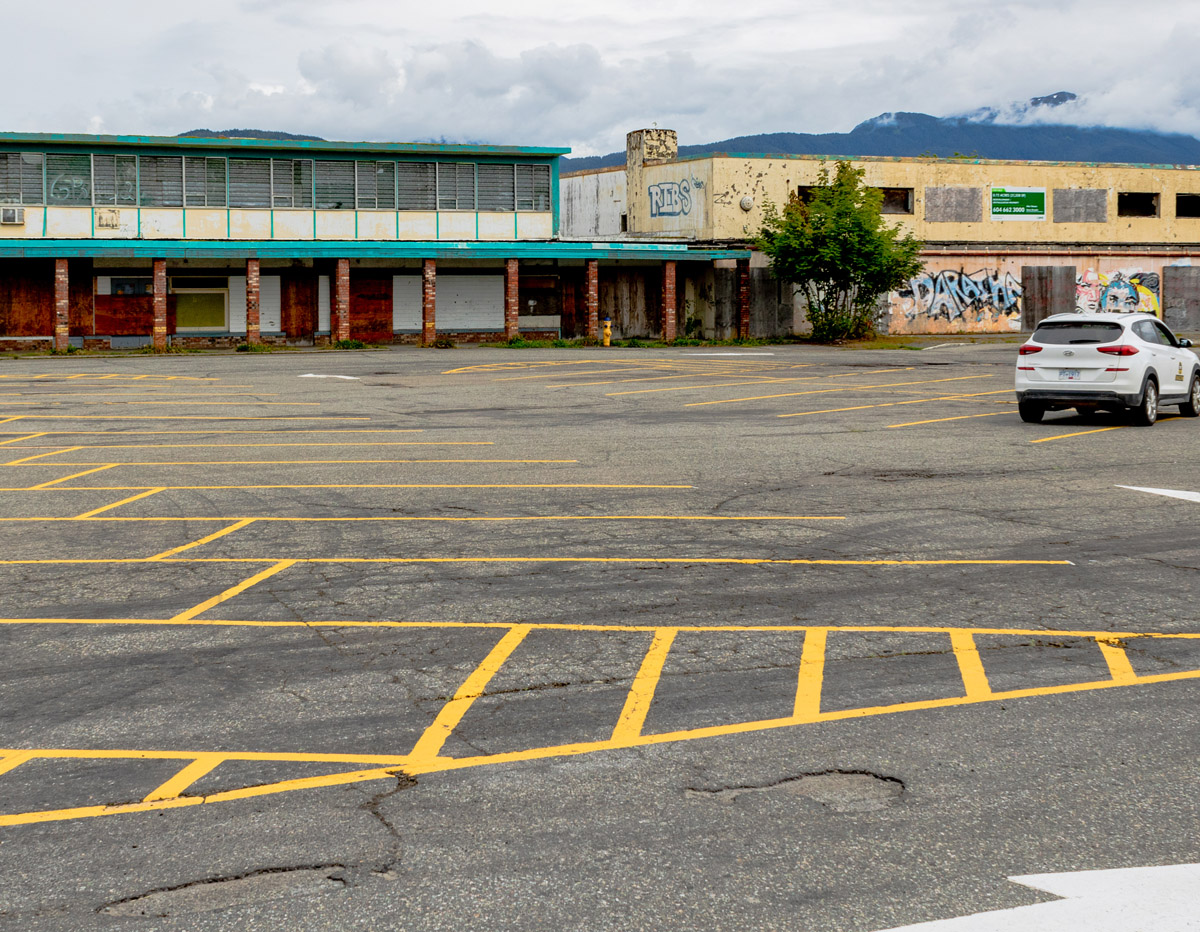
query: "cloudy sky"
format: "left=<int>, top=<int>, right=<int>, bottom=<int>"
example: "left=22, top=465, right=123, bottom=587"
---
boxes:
left=8, top=0, right=1200, bottom=155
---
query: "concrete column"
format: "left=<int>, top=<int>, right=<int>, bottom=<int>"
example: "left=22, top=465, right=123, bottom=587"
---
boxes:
left=333, top=258, right=350, bottom=342
left=662, top=260, right=677, bottom=342
left=585, top=259, right=599, bottom=339
left=504, top=258, right=519, bottom=340
left=736, top=258, right=751, bottom=340
left=152, top=258, right=167, bottom=351
left=245, top=258, right=261, bottom=344
left=422, top=258, right=437, bottom=346
left=53, top=259, right=69, bottom=351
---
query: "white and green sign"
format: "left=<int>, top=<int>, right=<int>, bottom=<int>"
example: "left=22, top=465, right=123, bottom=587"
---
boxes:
left=990, top=187, right=1046, bottom=221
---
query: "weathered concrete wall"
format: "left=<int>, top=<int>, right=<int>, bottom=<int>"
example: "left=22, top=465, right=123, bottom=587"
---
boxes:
left=559, top=169, right=626, bottom=238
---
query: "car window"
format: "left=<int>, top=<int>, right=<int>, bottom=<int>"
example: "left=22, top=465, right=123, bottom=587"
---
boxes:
left=1132, top=321, right=1156, bottom=342
left=1032, top=322, right=1124, bottom=344
left=1152, top=321, right=1179, bottom=347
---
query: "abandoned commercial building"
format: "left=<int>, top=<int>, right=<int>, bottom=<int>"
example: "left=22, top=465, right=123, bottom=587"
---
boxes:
left=0, top=132, right=747, bottom=350
left=561, top=129, right=1200, bottom=336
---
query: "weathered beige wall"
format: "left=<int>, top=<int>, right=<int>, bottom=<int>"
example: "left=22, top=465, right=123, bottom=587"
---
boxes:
left=560, top=169, right=626, bottom=238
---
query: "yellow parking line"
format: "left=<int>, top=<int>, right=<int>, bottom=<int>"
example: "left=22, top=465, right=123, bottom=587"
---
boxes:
left=6, top=415, right=369, bottom=421
left=686, top=375, right=994, bottom=407
left=142, top=754, right=226, bottom=802
left=170, top=560, right=296, bottom=622
left=31, top=442, right=488, bottom=450
left=6, top=446, right=82, bottom=465
left=0, top=433, right=47, bottom=446
left=0, top=751, right=35, bottom=777
left=75, top=488, right=164, bottom=518
left=0, top=417, right=26, bottom=425
left=0, top=555, right=1074, bottom=567
left=793, top=628, right=827, bottom=718
left=147, top=519, right=256, bottom=561
left=888, top=412, right=1009, bottom=428
left=1098, top=639, right=1139, bottom=684
left=0, top=483, right=695, bottom=492
left=8, top=459, right=578, bottom=467
left=611, top=628, right=678, bottom=741
left=778, top=390, right=1009, bottom=419
left=607, top=368, right=914, bottom=397
left=1030, top=426, right=1128, bottom=443
left=950, top=631, right=992, bottom=699
left=407, top=625, right=533, bottom=763
left=27, top=465, right=115, bottom=489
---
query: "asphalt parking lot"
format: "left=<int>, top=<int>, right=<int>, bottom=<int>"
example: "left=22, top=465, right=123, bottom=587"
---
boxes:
left=1, top=344, right=1198, bottom=931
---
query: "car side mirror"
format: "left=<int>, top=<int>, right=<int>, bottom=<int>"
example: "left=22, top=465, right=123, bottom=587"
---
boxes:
left=1181, top=339, right=1193, bottom=348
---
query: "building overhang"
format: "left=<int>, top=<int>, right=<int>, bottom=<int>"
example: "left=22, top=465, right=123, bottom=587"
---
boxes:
left=0, top=240, right=750, bottom=263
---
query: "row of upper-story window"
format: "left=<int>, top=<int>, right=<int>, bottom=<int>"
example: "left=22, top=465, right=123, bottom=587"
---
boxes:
left=0, top=153, right=552, bottom=211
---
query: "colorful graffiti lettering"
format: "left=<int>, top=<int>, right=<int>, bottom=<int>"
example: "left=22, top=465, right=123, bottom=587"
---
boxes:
left=648, top=180, right=691, bottom=217
left=1076, top=269, right=1160, bottom=317
left=897, top=269, right=1023, bottom=323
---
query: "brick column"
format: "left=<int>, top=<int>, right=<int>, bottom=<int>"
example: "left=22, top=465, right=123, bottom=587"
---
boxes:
left=422, top=258, right=437, bottom=346
left=245, top=258, right=261, bottom=344
left=585, top=259, right=599, bottom=340
left=504, top=258, right=519, bottom=340
left=53, top=259, right=69, bottom=351
left=152, top=258, right=167, bottom=351
left=662, top=260, right=677, bottom=343
left=736, top=258, right=751, bottom=340
left=333, top=258, right=350, bottom=342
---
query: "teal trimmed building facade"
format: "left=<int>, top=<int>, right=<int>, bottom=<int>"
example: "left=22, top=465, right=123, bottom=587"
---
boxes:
left=0, top=132, right=749, bottom=350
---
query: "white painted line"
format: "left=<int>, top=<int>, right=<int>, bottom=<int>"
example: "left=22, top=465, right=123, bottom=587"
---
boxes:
left=873, top=863, right=1200, bottom=931
left=684, top=353, right=775, bottom=356
left=1117, top=485, right=1200, bottom=504
left=299, top=374, right=361, bottom=380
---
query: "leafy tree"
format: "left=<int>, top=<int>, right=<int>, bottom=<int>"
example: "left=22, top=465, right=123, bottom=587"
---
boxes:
left=756, top=161, right=924, bottom=342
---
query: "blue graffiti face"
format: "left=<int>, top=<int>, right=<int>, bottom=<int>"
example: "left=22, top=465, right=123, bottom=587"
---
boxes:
left=648, top=180, right=691, bottom=218
left=1100, top=281, right=1139, bottom=313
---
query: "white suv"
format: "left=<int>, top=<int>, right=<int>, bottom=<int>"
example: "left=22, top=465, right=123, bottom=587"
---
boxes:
left=1015, top=313, right=1200, bottom=426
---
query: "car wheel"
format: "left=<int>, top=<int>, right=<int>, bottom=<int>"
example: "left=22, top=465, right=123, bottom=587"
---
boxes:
left=1018, top=400, right=1044, bottom=423
left=1180, top=375, right=1200, bottom=417
left=1131, top=377, right=1158, bottom=426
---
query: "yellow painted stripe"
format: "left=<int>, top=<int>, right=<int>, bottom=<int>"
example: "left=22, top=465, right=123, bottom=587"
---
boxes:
left=11, top=459, right=579, bottom=467
left=1030, top=426, right=1128, bottom=443
left=407, top=625, right=532, bottom=762
left=147, top=519, right=256, bottom=561
left=1098, top=638, right=1139, bottom=684
left=0, top=417, right=26, bottom=425
left=950, top=631, right=992, bottom=698
left=1, top=483, right=696, bottom=492
left=611, top=628, right=678, bottom=741
left=0, top=432, right=46, bottom=446
left=27, top=465, right=115, bottom=489
left=142, top=754, right=225, bottom=801
left=1, top=619, right=1193, bottom=641
left=6, top=415, right=369, bottom=421
left=0, top=555, right=1076, bottom=567
left=0, top=751, right=35, bottom=777
left=685, top=375, right=993, bottom=408
left=606, top=368, right=912, bottom=397
left=170, top=560, right=296, bottom=622
left=794, top=627, right=827, bottom=719
left=6, top=446, right=82, bottom=465
left=888, top=412, right=1009, bottom=428
left=0, top=747, right=410, bottom=765
left=777, top=390, right=1011, bottom=419
left=0, top=514, right=846, bottom=524
left=75, top=488, right=164, bottom=518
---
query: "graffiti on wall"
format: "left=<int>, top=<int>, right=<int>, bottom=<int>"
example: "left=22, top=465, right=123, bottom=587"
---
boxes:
left=648, top=179, right=692, bottom=217
left=1076, top=269, right=1160, bottom=317
left=895, top=268, right=1023, bottom=324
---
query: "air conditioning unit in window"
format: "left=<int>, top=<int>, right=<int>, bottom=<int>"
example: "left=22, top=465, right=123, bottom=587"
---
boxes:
left=0, top=207, right=25, bottom=225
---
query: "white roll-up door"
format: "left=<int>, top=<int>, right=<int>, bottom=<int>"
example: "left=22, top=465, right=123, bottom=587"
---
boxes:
left=393, top=275, right=421, bottom=330
left=96, top=276, right=111, bottom=296
left=228, top=275, right=247, bottom=333
left=437, top=275, right=503, bottom=330
left=260, top=276, right=281, bottom=332
left=318, top=276, right=330, bottom=332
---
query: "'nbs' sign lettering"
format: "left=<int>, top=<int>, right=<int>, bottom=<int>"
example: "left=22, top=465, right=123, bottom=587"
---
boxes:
left=990, top=187, right=1046, bottom=221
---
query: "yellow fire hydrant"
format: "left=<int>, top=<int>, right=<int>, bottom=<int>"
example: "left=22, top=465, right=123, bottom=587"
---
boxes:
left=602, top=317, right=612, bottom=347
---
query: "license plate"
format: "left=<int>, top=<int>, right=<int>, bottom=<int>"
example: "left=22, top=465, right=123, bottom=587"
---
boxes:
left=1058, top=369, right=1081, bottom=381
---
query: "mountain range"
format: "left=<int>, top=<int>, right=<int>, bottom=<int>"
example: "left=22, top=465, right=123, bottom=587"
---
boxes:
left=560, top=93, right=1200, bottom=172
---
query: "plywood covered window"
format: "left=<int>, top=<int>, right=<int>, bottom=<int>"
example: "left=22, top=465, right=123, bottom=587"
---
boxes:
left=93, top=155, right=138, bottom=206
left=229, top=158, right=271, bottom=208
left=0, top=153, right=43, bottom=205
left=437, top=162, right=475, bottom=210
left=315, top=160, right=355, bottom=209
left=356, top=161, right=396, bottom=209
left=139, top=156, right=184, bottom=207
left=515, top=164, right=550, bottom=211
left=397, top=162, right=436, bottom=210
left=271, top=159, right=313, bottom=208
left=184, top=157, right=227, bottom=207
left=478, top=163, right=515, bottom=211
left=46, top=154, right=92, bottom=205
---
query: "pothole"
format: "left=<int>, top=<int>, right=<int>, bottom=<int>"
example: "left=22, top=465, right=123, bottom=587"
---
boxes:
left=102, top=866, right=348, bottom=917
left=686, top=770, right=904, bottom=812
